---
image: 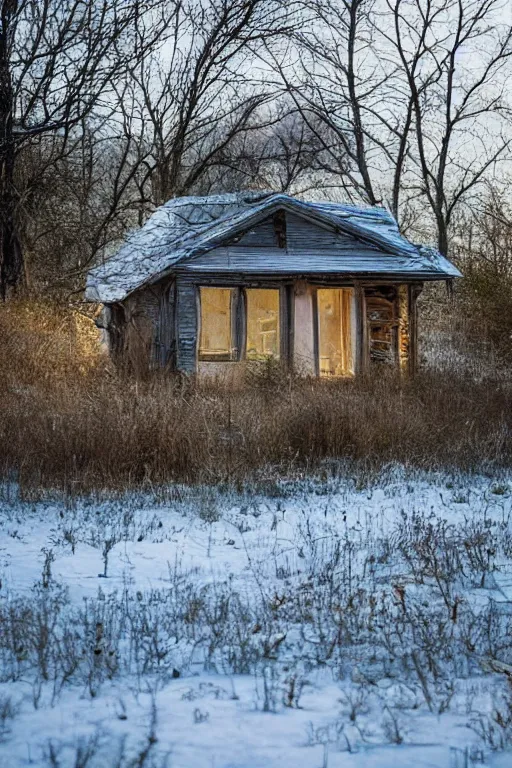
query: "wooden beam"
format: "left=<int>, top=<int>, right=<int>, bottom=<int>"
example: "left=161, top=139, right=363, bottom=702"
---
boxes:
left=354, top=282, right=368, bottom=375
left=408, top=283, right=423, bottom=375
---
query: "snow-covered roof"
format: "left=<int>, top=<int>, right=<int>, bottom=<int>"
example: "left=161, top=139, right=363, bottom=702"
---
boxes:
left=85, top=192, right=462, bottom=303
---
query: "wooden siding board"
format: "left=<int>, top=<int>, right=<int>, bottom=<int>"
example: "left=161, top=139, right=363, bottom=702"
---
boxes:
left=286, top=212, right=363, bottom=251
left=234, top=288, right=245, bottom=361
left=176, top=279, right=198, bottom=373
left=155, top=279, right=175, bottom=367
left=354, top=283, right=368, bottom=374
left=311, top=288, right=320, bottom=377
left=117, top=286, right=162, bottom=374
left=230, top=217, right=277, bottom=247
left=279, top=285, right=290, bottom=365
left=180, top=246, right=412, bottom=274
left=365, top=286, right=398, bottom=366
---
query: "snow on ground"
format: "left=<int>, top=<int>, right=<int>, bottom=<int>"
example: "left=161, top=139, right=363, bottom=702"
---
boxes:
left=1, top=470, right=512, bottom=767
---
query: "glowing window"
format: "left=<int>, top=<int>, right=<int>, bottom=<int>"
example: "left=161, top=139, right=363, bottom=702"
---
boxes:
left=317, top=288, right=354, bottom=376
left=246, top=289, right=280, bottom=360
left=199, top=287, right=234, bottom=361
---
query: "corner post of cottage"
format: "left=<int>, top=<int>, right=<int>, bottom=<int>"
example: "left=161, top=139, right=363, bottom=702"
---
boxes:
left=397, top=282, right=423, bottom=376
left=407, top=282, right=423, bottom=376
left=354, top=281, right=368, bottom=375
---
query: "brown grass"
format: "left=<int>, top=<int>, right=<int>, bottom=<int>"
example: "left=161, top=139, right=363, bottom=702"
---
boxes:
left=0, top=300, right=510, bottom=493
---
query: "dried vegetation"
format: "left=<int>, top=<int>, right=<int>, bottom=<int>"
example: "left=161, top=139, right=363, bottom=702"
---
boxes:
left=0, top=300, right=511, bottom=493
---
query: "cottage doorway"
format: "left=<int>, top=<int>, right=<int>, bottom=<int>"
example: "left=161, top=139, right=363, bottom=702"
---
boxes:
left=317, top=288, right=354, bottom=376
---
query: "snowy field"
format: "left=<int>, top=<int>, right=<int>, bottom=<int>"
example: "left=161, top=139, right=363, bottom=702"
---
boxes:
left=1, top=471, right=512, bottom=768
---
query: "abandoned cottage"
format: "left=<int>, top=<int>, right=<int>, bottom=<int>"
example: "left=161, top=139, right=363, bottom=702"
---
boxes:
left=85, top=192, right=461, bottom=377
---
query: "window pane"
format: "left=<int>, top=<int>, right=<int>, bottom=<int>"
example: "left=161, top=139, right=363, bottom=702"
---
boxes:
left=318, top=288, right=353, bottom=376
left=199, top=287, right=233, bottom=360
left=246, top=289, right=280, bottom=360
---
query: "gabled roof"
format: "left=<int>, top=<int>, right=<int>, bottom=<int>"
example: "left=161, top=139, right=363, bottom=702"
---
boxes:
left=85, top=192, right=461, bottom=303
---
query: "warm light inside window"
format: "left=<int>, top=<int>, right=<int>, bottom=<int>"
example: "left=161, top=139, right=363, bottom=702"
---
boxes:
left=317, top=288, right=353, bottom=376
left=199, top=287, right=234, bottom=360
left=246, top=289, right=280, bottom=360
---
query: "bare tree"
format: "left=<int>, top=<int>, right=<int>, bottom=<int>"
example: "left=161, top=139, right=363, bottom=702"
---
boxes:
left=450, top=179, right=512, bottom=359
left=129, top=0, right=297, bottom=207
left=195, top=103, right=337, bottom=195
left=267, top=0, right=392, bottom=206
left=450, top=180, right=512, bottom=280
left=0, top=0, right=172, bottom=297
left=276, top=0, right=512, bottom=253
left=8, top=0, right=312, bottom=295
left=383, top=0, right=512, bottom=255
left=16, top=115, right=149, bottom=294
left=7, top=0, right=309, bottom=294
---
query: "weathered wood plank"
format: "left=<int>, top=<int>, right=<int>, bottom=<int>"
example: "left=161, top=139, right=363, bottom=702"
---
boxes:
left=175, top=278, right=198, bottom=374
left=354, top=282, right=368, bottom=375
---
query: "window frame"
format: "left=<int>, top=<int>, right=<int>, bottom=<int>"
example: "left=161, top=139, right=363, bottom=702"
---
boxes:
left=197, top=286, right=239, bottom=362
left=197, top=283, right=289, bottom=365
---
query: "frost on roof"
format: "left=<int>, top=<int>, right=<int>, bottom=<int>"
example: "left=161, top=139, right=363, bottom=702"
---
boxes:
left=85, top=192, right=461, bottom=303
left=86, top=192, right=273, bottom=303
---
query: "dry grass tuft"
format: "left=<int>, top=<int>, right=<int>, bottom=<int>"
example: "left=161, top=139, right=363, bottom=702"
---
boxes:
left=0, top=300, right=510, bottom=493
left=0, top=299, right=104, bottom=388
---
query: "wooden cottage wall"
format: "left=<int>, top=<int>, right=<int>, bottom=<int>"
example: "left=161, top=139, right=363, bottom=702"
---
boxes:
left=111, top=279, right=423, bottom=377
left=183, top=212, right=389, bottom=275
left=175, top=278, right=198, bottom=373
left=407, top=284, right=422, bottom=375
left=107, top=281, right=175, bottom=373
left=119, top=279, right=421, bottom=377
left=293, top=281, right=316, bottom=374
left=113, top=288, right=157, bottom=374
left=154, top=280, right=175, bottom=367
left=232, top=217, right=278, bottom=247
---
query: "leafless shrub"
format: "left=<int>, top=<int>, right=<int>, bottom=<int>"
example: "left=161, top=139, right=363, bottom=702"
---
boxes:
left=193, top=707, right=210, bottom=724
left=196, top=490, right=221, bottom=523
left=283, top=670, right=307, bottom=709
left=306, top=718, right=353, bottom=753
left=338, top=685, right=370, bottom=724
left=254, top=663, right=281, bottom=713
left=470, top=687, right=512, bottom=751
left=44, top=730, right=102, bottom=768
left=392, top=513, right=462, bottom=610
left=461, top=518, right=501, bottom=588
left=41, top=548, right=56, bottom=589
left=62, top=528, right=78, bottom=555
left=42, top=703, right=168, bottom=768
left=381, top=705, right=405, bottom=745
left=0, top=694, right=19, bottom=742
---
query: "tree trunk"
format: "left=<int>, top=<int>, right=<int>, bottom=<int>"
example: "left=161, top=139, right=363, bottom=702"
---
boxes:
left=0, top=1, right=23, bottom=298
left=0, top=139, right=23, bottom=299
left=437, top=214, right=449, bottom=258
